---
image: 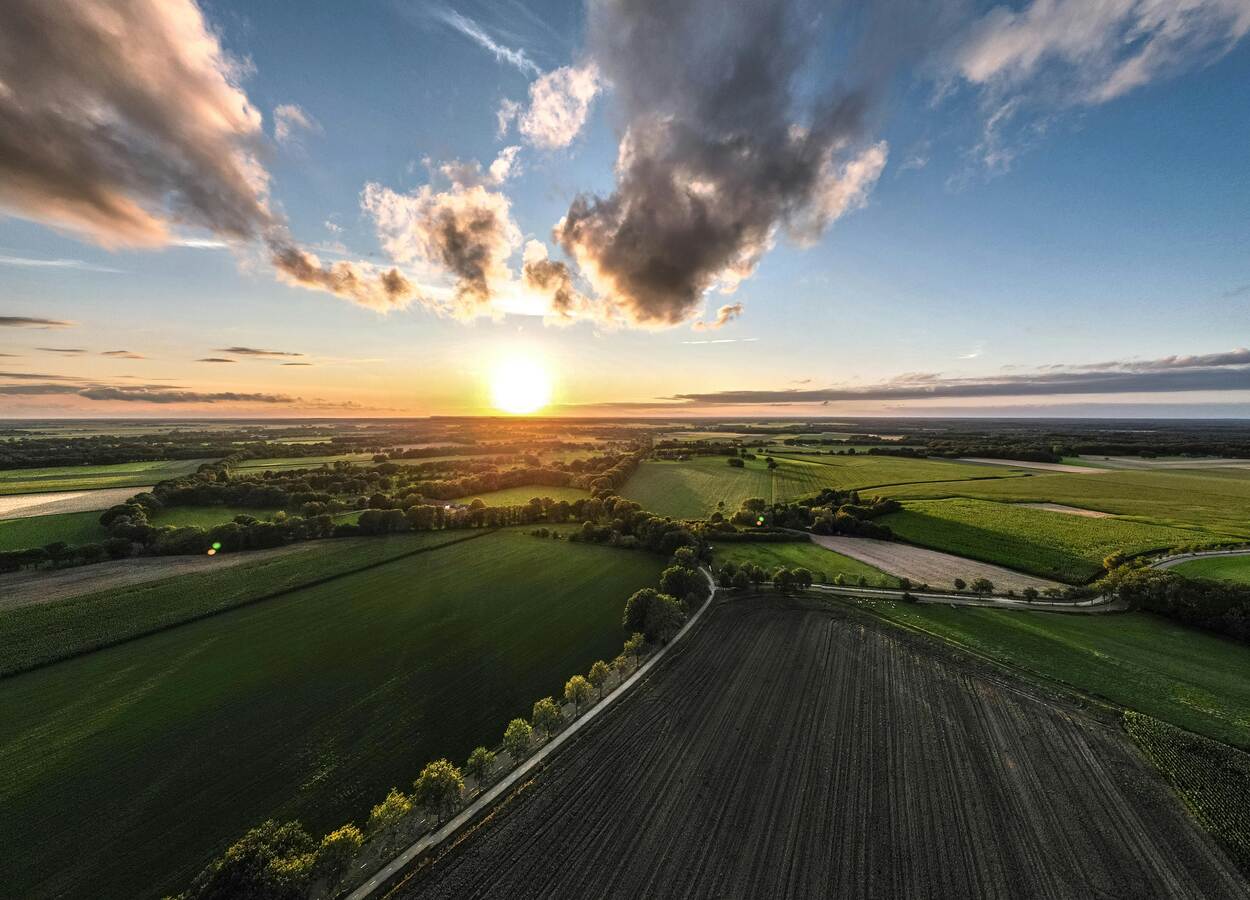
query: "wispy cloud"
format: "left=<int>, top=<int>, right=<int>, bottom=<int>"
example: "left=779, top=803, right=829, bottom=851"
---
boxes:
left=431, top=7, right=541, bottom=76
left=957, top=342, right=985, bottom=360
left=0, top=316, right=75, bottom=328
left=37, top=347, right=88, bottom=355
left=281, top=362, right=313, bottom=367
left=680, top=337, right=761, bottom=346
left=663, top=347, right=1250, bottom=406
left=217, top=346, right=305, bottom=359
left=196, top=357, right=236, bottom=363
left=101, top=350, right=146, bottom=359
left=0, top=254, right=123, bottom=273
left=692, top=303, right=744, bottom=332
left=273, top=103, right=321, bottom=147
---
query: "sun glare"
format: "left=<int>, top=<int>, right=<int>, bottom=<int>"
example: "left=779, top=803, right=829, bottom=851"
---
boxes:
left=490, top=355, right=553, bottom=415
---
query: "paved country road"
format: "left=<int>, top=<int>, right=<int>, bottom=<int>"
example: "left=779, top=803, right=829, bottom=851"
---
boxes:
left=1150, top=547, right=1250, bottom=571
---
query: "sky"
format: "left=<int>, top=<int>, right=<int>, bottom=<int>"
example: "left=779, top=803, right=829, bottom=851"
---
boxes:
left=1, top=0, right=1248, bottom=419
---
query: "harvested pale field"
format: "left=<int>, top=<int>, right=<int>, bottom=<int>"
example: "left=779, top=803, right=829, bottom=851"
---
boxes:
left=1083, top=456, right=1250, bottom=471
left=397, top=598, right=1247, bottom=900
left=0, top=543, right=313, bottom=610
left=810, top=534, right=1060, bottom=591
left=0, top=486, right=148, bottom=520
left=1020, top=502, right=1113, bottom=518
left=959, top=457, right=1108, bottom=474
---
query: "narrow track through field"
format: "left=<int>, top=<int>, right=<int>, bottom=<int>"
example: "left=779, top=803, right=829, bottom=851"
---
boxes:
left=395, top=597, right=1247, bottom=900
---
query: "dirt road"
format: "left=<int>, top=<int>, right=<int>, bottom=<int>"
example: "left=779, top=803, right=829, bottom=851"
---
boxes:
left=394, top=597, right=1245, bottom=899
left=811, top=534, right=1062, bottom=592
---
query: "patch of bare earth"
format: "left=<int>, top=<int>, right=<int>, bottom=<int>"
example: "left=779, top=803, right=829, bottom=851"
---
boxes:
left=811, top=534, right=1061, bottom=592
left=0, top=486, right=151, bottom=520
left=1018, top=502, right=1113, bottom=518
left=958, top=457, right=1109, bottom=474
left=396, top=598, right=1246, bottom=900
left=0, top=544, right=315, bottom=611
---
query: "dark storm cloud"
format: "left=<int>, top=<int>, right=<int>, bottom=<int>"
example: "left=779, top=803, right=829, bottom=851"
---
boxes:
left=550, top=0, right=941, bottom=326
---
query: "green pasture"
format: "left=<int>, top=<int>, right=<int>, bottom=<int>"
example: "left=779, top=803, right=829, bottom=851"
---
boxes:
left=0, top=458, right=212, bottom=495
left=1171, top=554, right=1250, bottom=586
left=712, top=540, right=899, bottom=587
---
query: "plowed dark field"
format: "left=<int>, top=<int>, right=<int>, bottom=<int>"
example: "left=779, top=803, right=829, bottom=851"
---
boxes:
left=392, top=597, right=1248, bottom=900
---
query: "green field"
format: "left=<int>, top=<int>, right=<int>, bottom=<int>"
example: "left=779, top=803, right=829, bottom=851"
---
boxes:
left=622, top=454, right=1027, bottom=519
left=0, top=530, right=663, bottom=899
left=712, top=540, right=899, bottom=587
left=231, top=453, right=381, bottom=471
left=885, top=469, right=1250, bottom=538
left=859, top=600, right=1250, bottom=750
left=149, top=505, right=284, bottom=528
left=879, top=498, right=1221, bottom=583
left=0, top=458, right=212, bottom=495
left=453, top=484, right=590, bottom=506
left=1171, top=554, right=1250, bottom=585
left=0, top=510, right=108, bottom=552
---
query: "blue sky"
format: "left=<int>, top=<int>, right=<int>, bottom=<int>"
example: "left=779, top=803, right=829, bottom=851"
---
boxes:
left=1, top=0, right=1248, bottom=417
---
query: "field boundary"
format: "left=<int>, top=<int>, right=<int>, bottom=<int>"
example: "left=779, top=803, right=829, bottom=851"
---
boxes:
left=1150, top=547, right=1250, bottom=571
left=0, top=530, right=496, bottom=680
left=346, top=569, right=718, bottom=900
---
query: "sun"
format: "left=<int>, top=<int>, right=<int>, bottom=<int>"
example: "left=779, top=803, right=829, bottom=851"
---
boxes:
left=490, top=355, right=553, bottom=415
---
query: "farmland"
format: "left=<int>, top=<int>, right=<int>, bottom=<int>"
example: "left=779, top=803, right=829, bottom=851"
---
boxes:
left=0, top=510, right=107, bottom=552
left=886, top=468, right=1250, bottom=539
left=0, top=486, right=146, bottom=520
left=879, top=498, right=1221, bottom=583
left=397, top=597, right=1247, bottom=899
left=859, top=600, right=1250, bottom=749
left=1171, top=554, right=1250, bottom=585
left=0, top=529, right=663, bottom=899
left=451, top=484, right=589, bottom=505
left=148, top=505, right=284, bottom=528
left=712, top=539, right=900, bottom=587
left=0, top=458, right=210, bottom=495
left=621, top=454, right=1017, bottom=518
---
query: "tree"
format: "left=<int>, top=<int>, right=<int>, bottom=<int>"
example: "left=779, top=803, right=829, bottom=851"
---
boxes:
left=588, top=660, right=611, bottom=700
left=412, top=759, right=464, bottom=821
left=1022, top=586, right=1040, bottom=602
left=660, top=565, right=704, bottom=608
left=185, top=819, right=316, bottom=900
left=792, top=567, right=813, bottom=590
left=367, top=789, right=412, bottom=834
left=766, top=457, right=778, bottom=470
left=623, top=631, right=644, bottom=663
left=502, top=718, right=533, bottom=761
left=465, top=746, right=495, bottom=785
left=315, top=824, right=364, bottom=889
left=898, top=576, right=912, bottom=591
left=747, top=565, right=766, bottom=588
left=623, top=588, right=686, bottom=642
left=731, top=569, right=750, bottom=591
left=773, top=567, right=793, bottom=592
left=43, top=541, right=71, bottom=569
left=953, top=578, right=967, bottom=591
left=971, top=577, right=995, bottom=596
left=532, top=696, right=563, bottom=739
left=565, top=675, right=592, bottom=716
left=1103, top=551, right=1128, bottom=571
left=727, top=456, right=745, bottom=468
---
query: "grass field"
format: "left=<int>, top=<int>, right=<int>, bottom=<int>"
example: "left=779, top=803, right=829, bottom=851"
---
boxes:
left=0, top=530, right=663, bottom=900
left=0, top=510, right=108, bottom=552
left=859, top=600, right=1250, bottom=750
left=452, top=484, right=590, bottom=505
left=0, top=458, right=211, bottom=495
left=622, top=455, right=1031, bottom=519
left=885, top=468, right=1250, bottom=539
left=879, top=498, right=1221, bottom=583
left=712, top=540, right=899, bottom=587
left=1171, top=554, right=1250, bottom=585
left=149, top=505, right=284, bottom=528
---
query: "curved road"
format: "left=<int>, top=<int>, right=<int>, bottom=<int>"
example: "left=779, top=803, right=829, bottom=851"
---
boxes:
left=1150, top=547, right=1250, bottom=572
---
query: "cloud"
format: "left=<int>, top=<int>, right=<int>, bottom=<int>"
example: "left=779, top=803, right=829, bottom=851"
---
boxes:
left=516, top=64, right=601, bottom=149
left=521, top=240, right=593, bottom=324
left=664, top=347, right=1250, bottom=405
left=957, top=342, right=985, bottom=360
left=269, top=240, right=417, bottom=312
left=679, top=338, right=760, bottom=345
left=953, top=0, right=1250, bottom=105
left=75, top=386, right=296, bottom=404
left=101, top=350, right=145, bottom=359
left=0, top=371, right=79, bottom=381
left=0, top=316, right=75, bottom=328
left=692, top=303, right=744, bottom=331
left=281, top=362, right=313, bottom=366
left=497, top=99, right=521, bottom=138
left=196, top=357, right=235, bottom=363
left=434, top=146, right=522, bottom=188
left=550, top=0, right=905, bottom=328
left=432, top=8, right=541, bottom=76
left=0, top=254, right=122, bottom=273
left=0, top=0, right=408, bottom=313
left=217, top=346, right=305, bottom=358
left=37, top=347, right=88, bottom=355
left=361, top=176, right=521, bottom=318
left=273, top=104, right=321, bottom=146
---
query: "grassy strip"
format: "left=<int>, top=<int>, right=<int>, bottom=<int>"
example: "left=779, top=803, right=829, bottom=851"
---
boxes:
left=0, top=531, right=490, bottom=677
left=840, top=598, right=1250, bottom=750
left=1124, top=711, right=1250, bottom=874
left=1170, top=554, right=1250, bottom=585
left=0, top=510, right=108, bottom=551
left=712, top=541, right=899, bottom=587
